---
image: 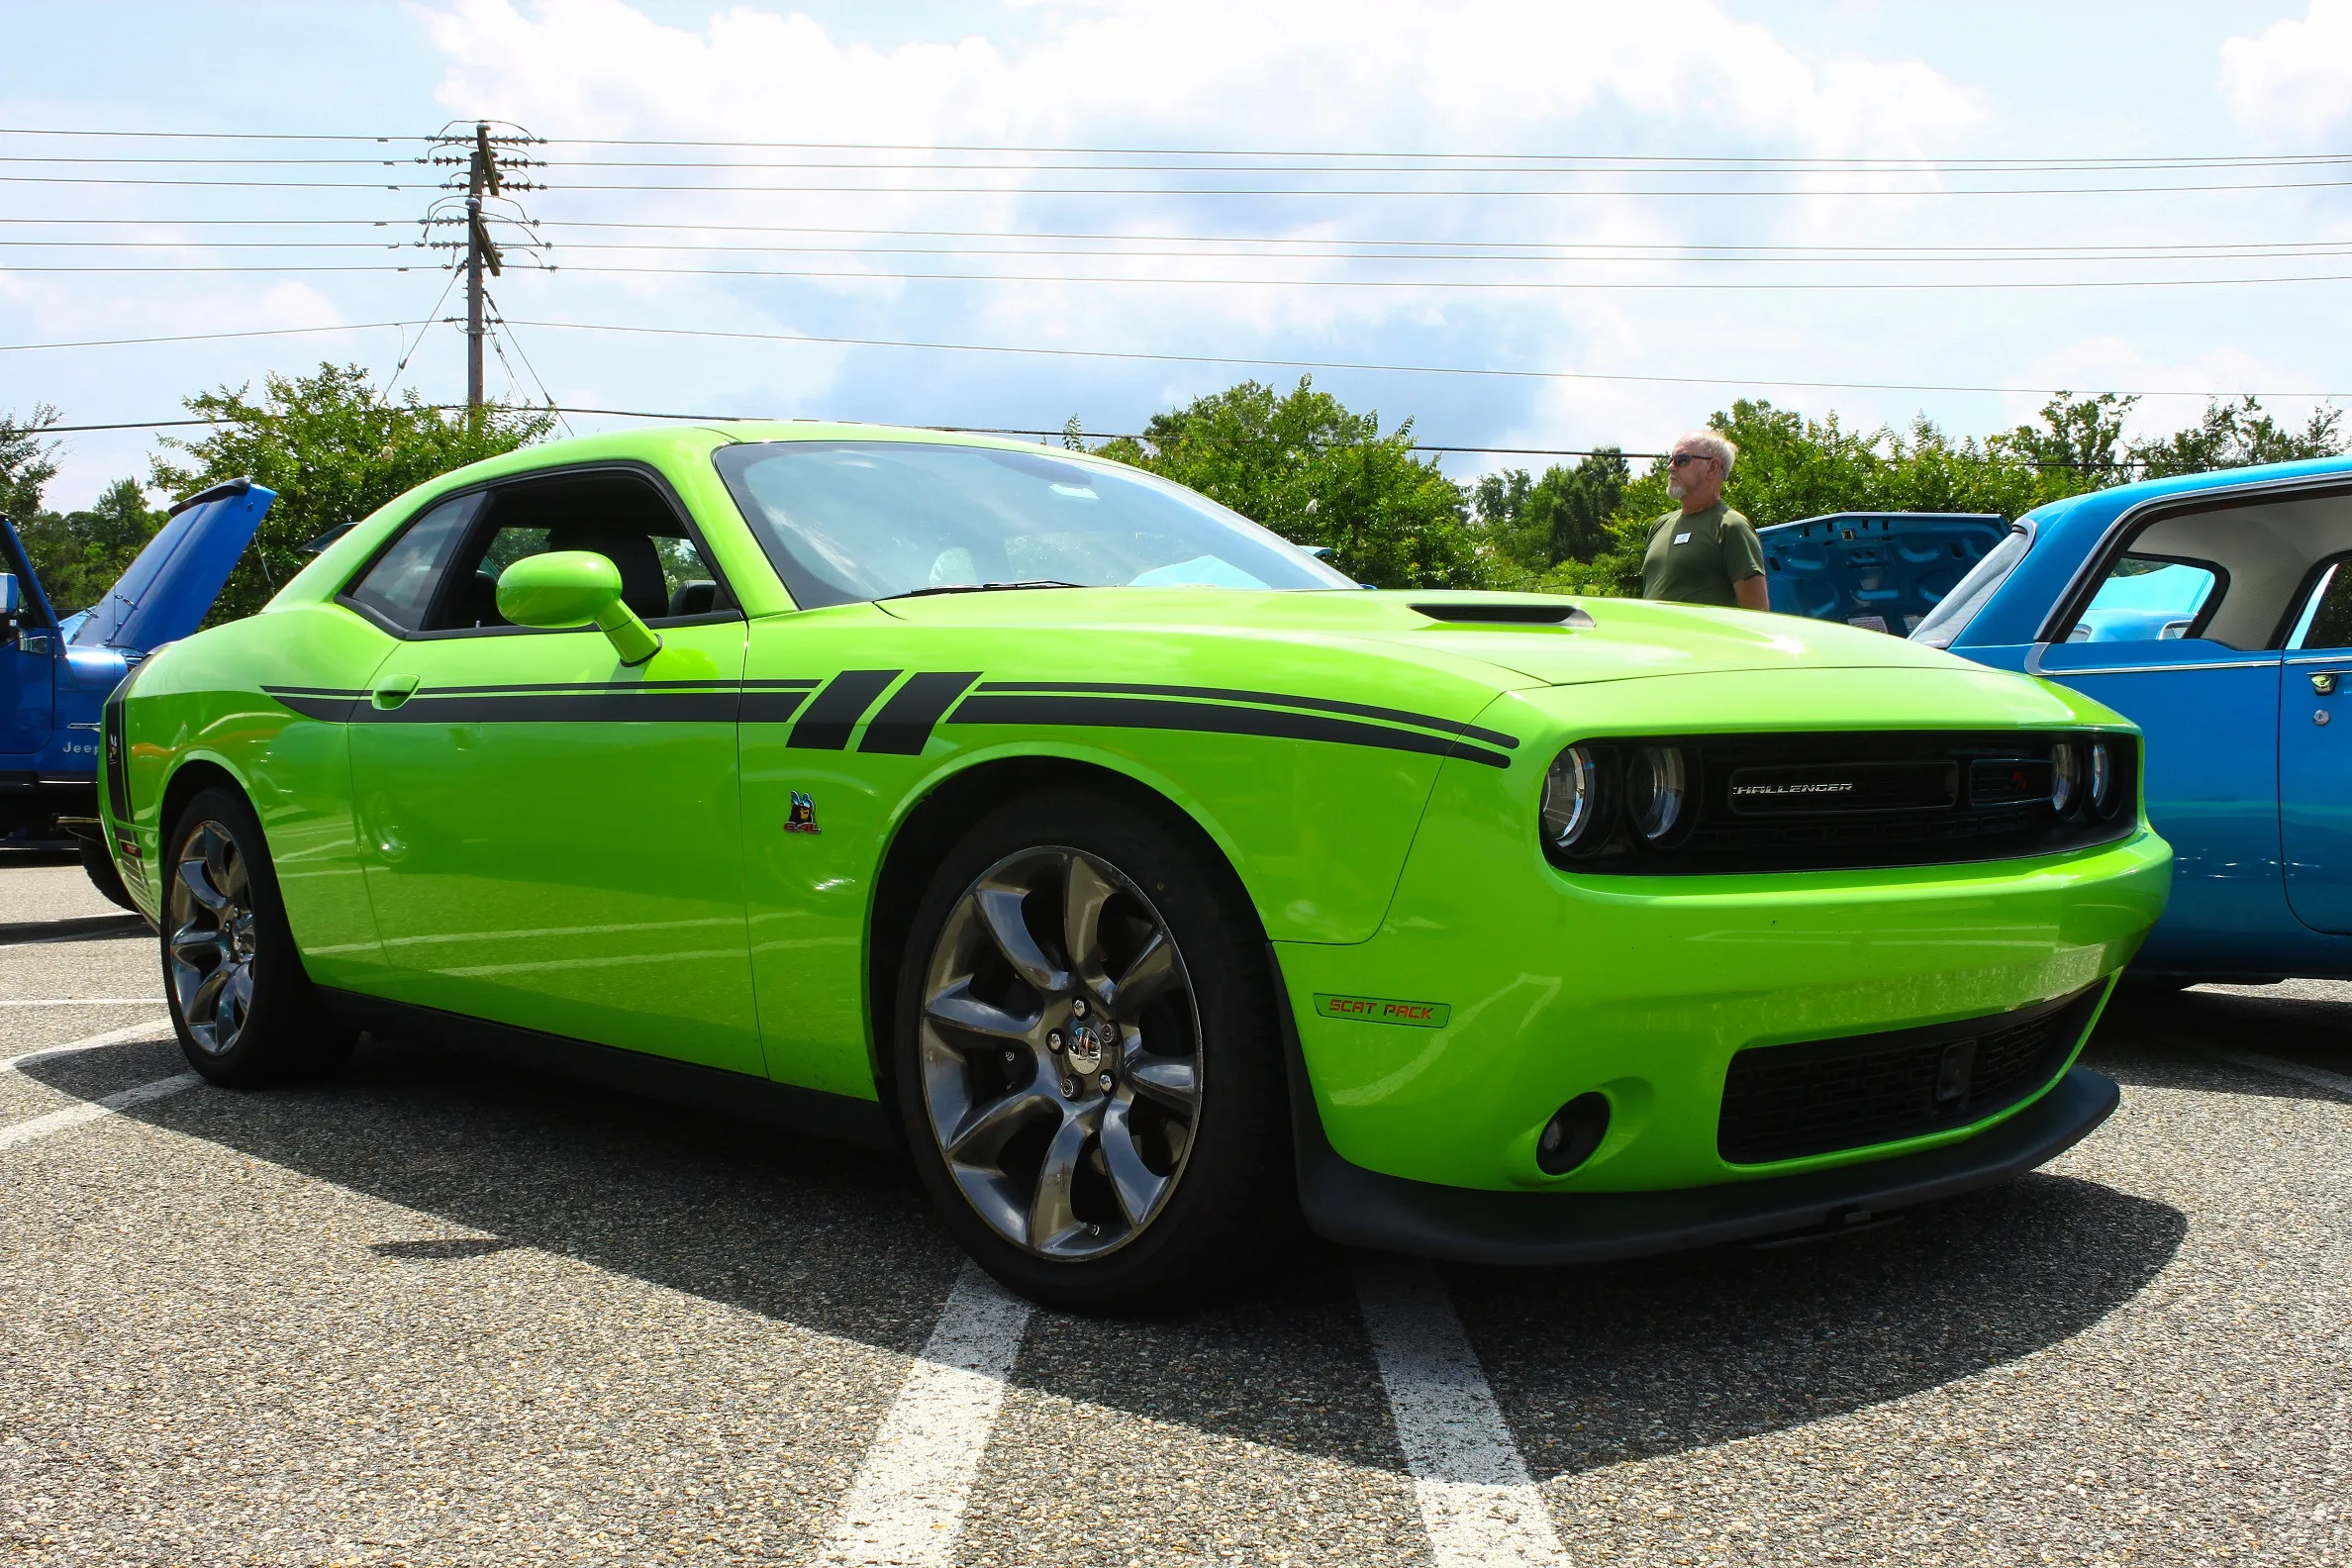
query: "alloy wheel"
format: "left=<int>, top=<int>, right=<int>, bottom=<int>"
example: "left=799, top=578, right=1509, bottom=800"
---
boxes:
left=919, top=846, right=1204, bottom=1260
left=167, top=820, right=258, bottom=1056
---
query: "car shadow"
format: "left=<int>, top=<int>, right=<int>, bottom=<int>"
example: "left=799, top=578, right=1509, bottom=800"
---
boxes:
left=2088, top=985, right=2352, bottom=1099
left=32, top=1033, right=2185, bottom=1477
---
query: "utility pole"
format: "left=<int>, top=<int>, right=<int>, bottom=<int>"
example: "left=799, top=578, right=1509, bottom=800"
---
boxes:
left=465, top=122, right=500, bottom=414
left=424, top=122, right=545, bottom=417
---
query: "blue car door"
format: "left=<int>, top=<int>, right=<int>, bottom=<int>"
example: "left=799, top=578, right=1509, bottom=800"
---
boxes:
left=1, top=518, right=58, bottom=759
left=2279, top=553, right=2352, bottom=933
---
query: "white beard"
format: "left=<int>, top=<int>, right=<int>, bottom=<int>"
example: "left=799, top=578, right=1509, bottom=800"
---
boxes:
left=1667, top=481, right=1687, bottom=501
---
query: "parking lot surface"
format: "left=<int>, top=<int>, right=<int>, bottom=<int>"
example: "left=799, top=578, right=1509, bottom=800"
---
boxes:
left=3, top=852, right=2347, bottom=1566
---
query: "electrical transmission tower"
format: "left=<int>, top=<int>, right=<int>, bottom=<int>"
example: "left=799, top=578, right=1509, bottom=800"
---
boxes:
left=423, top=121, right=549, bottom=414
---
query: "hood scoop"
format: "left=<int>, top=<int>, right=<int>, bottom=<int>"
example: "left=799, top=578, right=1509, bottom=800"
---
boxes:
left=1410, top=601, right=1595, bottom=628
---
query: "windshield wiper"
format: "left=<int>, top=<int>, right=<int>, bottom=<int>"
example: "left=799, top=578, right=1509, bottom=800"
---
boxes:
left=878, top=579, right=1089, bottom=601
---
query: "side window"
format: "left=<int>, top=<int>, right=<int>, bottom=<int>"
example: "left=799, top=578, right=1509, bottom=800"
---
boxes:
left=2066, top=555, right=2222, bottom=644
left=2288, top=555, right=2352, bottom=650
left=342, top=494, right=481, bottom=633
left=423, top=471, right=733, bottom=634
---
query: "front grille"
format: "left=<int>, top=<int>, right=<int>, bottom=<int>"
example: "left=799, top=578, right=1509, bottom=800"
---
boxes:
left=1556, top=730, right=2137, bottom=875
left=1716, top=983, right=2105, bottom=1164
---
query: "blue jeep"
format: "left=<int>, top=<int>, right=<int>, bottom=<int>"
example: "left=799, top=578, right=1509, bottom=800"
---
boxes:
left=1, top=480, right=269, bottom=907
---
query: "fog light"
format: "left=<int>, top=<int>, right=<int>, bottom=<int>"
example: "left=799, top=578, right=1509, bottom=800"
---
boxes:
left=1627, top=745, right=1688, bottom=842
left=1535, top=1092, right=1612, bottom=1176
left=2050, top=741, right=2081, bottom=815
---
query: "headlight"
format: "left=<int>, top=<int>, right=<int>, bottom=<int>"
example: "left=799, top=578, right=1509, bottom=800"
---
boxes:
left=2050, top=741, right=2081, bottom=815
left=2089, top=739, right=2114, bottom=817
left=1541, top=744, right=1613, bottom=856
left=1627, top=745, right=1688, bottom=842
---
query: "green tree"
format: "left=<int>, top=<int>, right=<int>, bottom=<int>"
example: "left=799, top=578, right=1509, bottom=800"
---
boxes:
left=1, top=405, right=61, bottom=524
left=1472, top=449, right=1628, bottom=581
left=2128, top=395, right=2346, bottom=479
left=1093, top=376, right=1482, bottom=589
left=12, top=479, right=167, bottom=615
left=149, top=362, right=554, bottom=622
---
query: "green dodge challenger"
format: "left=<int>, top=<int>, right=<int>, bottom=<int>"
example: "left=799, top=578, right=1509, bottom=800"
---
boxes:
left=98, top=424, right=2170, bottom=1310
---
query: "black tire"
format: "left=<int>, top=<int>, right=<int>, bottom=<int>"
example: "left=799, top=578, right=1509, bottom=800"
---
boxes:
left=77, top=833, right=138, bottom=913
left=160, top=786, right=354, bottom=1086
left=892, top=790, right=1292, bottom=1315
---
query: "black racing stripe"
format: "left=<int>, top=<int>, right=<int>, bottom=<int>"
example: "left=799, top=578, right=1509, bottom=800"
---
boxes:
left=262, top=687, right=364, bottom=723
left=789, top=669, right=904, bottom=749
left=741, top=689, right=814, bottom=724
left=859, top=671, right=982, bottom=755
left=381, top=690, right=741, bottom=725
left=971, top=679, right=1518, bottom=749
left=946, top=692, right=1513, bottom=768
left=414, top=679, right=744, bottom=696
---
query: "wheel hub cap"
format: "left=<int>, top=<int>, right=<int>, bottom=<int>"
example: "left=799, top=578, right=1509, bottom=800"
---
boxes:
left=165, top=819, right=258, bottom=1057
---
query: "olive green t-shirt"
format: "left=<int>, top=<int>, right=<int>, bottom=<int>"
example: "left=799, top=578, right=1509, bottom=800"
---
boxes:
left=1640, top=501, right=1765, bottom=606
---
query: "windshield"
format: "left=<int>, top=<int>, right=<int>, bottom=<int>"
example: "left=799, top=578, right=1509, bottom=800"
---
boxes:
left=714, top=441, right=1354, bottom=609
left=1910, top=524, right=2030, bottom=648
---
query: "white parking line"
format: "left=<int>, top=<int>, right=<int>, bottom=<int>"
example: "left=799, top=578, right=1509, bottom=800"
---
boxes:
left=0, top=998, right=166, bottom=1007
left=2210, top=1049, right=2352, bottom=1099
left=0, top=1071, right=201, bottom=1152
left=820, top=1262, right=1034, bottom=1567
left=1354, top=1254, right=1569, bottom=1568
left=4, top=1019, right=172, bottom=1074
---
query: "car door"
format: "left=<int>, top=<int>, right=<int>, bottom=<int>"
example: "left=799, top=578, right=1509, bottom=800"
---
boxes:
left=2026, top=557, right=2286, bottom=955
left=2280, top=552, right=2352, bottom=933
left=1, top=518, right=55, bottom=759
left=341, top=464, right=763, bottom=1075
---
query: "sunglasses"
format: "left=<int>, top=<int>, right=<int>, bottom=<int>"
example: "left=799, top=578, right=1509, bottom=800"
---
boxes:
left=1669, top=452, right=1716, bottom=468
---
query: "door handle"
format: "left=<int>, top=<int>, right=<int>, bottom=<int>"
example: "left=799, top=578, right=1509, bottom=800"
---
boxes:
left=2313, top=671, right=2339, bottom=696
left=372, top=674, right=420, bottom=710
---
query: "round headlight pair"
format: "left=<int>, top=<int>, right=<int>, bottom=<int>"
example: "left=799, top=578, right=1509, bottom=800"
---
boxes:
left=1541, top=743, right=1689, bottom=858
left=2050, top=738, right=2122, bottom=819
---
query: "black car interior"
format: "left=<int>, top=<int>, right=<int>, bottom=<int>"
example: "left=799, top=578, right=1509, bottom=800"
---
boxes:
left=423, top=470, right=731, bottom=633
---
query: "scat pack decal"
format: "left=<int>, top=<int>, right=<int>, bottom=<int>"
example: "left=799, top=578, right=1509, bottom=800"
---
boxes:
left=1313, top=993, right=1452, bottom=1029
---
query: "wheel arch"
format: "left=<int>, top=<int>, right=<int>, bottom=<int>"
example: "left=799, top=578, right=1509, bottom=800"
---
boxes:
left=863, top=753, right=1274, bottom=1125
left=156, top=752, right=254, bottom=846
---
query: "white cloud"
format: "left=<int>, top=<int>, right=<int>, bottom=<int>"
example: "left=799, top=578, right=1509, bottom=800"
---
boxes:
left=2221, top=0, right=2352, bottom=141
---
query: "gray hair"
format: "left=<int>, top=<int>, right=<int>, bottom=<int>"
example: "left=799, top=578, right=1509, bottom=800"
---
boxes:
left=1672, top=429, right=1737, bottom=476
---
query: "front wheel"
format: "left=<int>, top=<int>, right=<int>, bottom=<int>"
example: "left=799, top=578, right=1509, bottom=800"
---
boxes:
left=893, top=791, right=1292, bottom=1314
left=162, top=787, right=354, bottom=1086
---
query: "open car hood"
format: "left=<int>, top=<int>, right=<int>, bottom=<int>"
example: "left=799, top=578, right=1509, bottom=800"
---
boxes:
left=71, top=479, right=270, bottom=652
left=1758, top=512, right=2011, bottom=637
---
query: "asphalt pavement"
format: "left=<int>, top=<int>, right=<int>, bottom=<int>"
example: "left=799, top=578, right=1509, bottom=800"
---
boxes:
left=2, top=850, right=2346, bottom=1566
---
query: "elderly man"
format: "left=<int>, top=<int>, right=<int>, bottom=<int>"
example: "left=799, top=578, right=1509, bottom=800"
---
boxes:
left=1640, top=430, right=1768, bottom=610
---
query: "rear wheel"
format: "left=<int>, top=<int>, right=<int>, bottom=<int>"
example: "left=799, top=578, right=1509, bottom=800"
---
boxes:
left=162, top=787, right=354, bottom=1086
left=77, top=833, right=137, bottom=913
left=893, top=791, right=1291, bottom=1314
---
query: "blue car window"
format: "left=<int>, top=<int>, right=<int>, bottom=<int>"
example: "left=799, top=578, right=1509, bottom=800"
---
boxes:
left=2288, top=556, right=2352, bottom=649
left=2067, top=556, right=2221, bottom=643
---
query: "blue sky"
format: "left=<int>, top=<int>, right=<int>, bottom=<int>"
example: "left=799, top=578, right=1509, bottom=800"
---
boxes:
left=6, top=0, right=2351, bottom=509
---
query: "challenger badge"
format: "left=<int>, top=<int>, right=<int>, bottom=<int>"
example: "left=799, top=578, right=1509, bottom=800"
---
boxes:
left=784, top=791, right=821, bottom=833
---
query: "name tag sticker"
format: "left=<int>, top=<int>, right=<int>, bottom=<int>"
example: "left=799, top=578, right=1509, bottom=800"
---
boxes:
left=1673, top=532, right=1691, bottom=544
left=1313, top=993, right=1452, bottom=1029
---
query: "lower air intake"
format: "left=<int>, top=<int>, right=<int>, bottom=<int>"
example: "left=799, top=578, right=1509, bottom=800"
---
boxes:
left=1716, top=983, right=2106, bottom=1165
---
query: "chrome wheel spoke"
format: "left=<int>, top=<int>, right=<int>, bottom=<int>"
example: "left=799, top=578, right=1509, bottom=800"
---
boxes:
left=943, top=1085, right=1057, bottom=1165
left=169, top=923, right=227, bottom=967
left=185, top=964, right=229, bottom=1025
left=1101, top=1096, right=1169, bottom=1228
left=1062, top=854, right=1118, bottom=995
left=176, top=855, right=229, bottom=914
left=974, top=883, right=1067, bottom=993
left=1127, top=1056, right=1200, bottom=1114
left=1028, top=1107, right=1097, bottom=1253
left=1110, top=931, right=1180, bottom=1015
left=925, top=978, right=1039, bottom=1044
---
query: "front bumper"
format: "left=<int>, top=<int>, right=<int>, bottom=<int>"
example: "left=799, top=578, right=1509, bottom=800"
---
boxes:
left=1300, top=1064, right=2119, bottom=1265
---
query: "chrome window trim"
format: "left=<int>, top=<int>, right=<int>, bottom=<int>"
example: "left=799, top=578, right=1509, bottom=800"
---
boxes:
left=2024, top=642, right=2282, bottom=677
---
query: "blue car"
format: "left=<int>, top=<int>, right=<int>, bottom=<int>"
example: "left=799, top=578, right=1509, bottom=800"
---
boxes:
left=1877, top=459, right=2352, bottom=982
left=1, top=480, right=268, bottom=904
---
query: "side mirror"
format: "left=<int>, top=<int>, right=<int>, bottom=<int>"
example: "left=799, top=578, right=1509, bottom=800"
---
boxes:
left=495, top=550, right=662, bottom=667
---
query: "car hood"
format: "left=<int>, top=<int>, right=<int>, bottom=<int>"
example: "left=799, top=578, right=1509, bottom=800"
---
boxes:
left=70, top=479, right=270, bottom=652
left=874, top=587, right=1974, bottom=688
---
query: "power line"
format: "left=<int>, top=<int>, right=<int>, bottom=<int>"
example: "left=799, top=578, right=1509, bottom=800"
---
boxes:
left=0, top=321, right=431, bottom=354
